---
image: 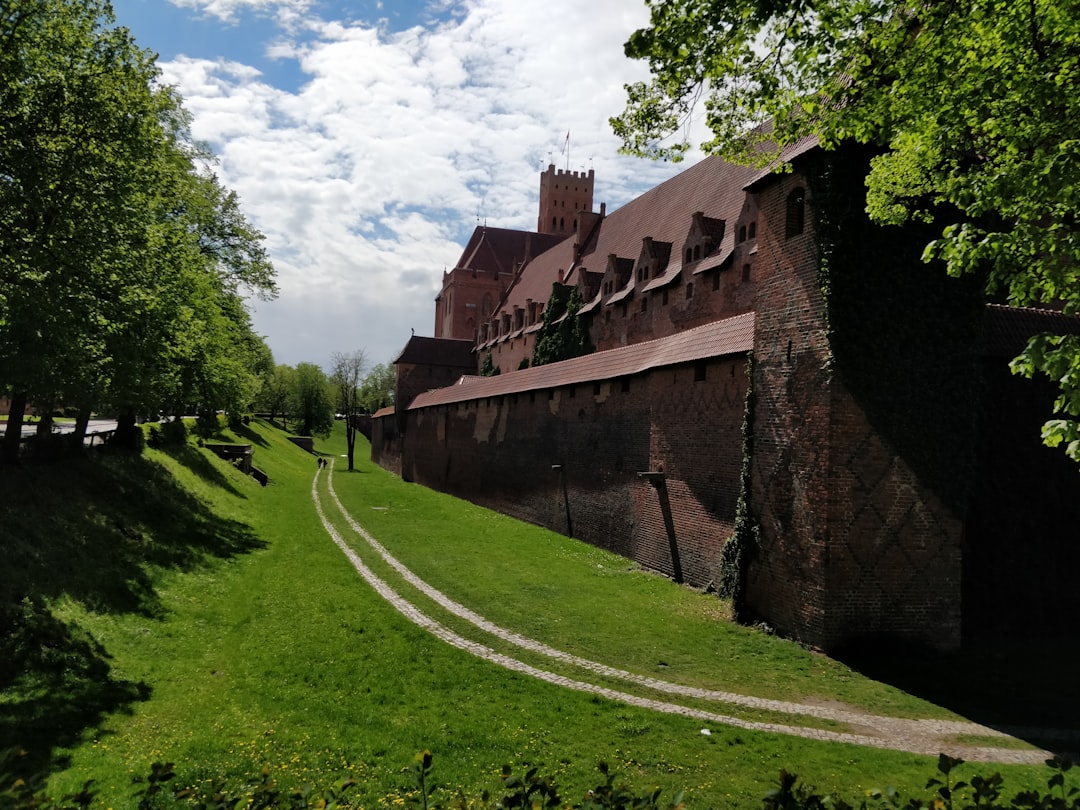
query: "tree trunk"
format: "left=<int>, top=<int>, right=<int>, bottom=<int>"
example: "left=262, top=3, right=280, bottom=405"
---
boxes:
left=346, top=419, right=356, bottom=471
left=1, top=391, right=28, bottom=465
left=113, top=408, right=140, bottom=450
left=36, top=408, right=53, bottom=438
left=72, top=407, right=91, bottom=447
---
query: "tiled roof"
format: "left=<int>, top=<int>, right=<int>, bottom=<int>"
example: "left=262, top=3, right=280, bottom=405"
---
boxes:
left=982, top=303, right=1080, bottom=358
left=490, top=155, right=764, bottom=328
left=372, top=405, right=395, bottom=418
left=744, top=135, right=821, bottom=190
left=408, top=312, right=754, bottom=409
left=451, top=226, right=566, bottom=277
left=692, top=245, right=734, bottom=275
left=642, top=262, right=682, bottom=292
left=393, top=335, right=475, bottom=367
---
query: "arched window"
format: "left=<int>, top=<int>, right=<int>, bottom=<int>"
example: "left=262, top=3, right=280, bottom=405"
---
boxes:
left=559, top=217, right=565, bottom=231
left=686, top=248, right=693, bottom=263
left=738, top=225, right=747, bottom=242
left=786, top=188, right=805, bottom=238
left=552, top=216, right=557, bottom=230
left=693, top=245, right=701, bottom=260
left=748, top=221, right=757, bottom=239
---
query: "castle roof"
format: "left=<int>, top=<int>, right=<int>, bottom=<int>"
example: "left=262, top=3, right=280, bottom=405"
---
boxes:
left=489, top=154, right=766, bottom=323
left=393, top=335, right=475, bottom=367
left=982, top=303, right=1080, bottom=358
left=407, top=311, right=754, bottom=409
left=449, top=225, right=566, bottom=279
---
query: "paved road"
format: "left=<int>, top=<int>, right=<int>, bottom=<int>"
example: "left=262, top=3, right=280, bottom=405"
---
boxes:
left=16, top=419, right=118, bottom=439
left=311, top=460, right=1079, bottom=765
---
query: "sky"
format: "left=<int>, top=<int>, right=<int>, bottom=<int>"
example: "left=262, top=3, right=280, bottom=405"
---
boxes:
left=108, top=0, right=705, bottom=370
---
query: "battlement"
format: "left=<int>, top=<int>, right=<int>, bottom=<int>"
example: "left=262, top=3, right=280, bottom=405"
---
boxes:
left=543, top=164, right=595, bottom=182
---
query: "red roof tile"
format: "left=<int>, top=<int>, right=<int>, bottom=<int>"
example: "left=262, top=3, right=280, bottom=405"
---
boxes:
left=408, top=312, right=754, bottom=409
left=982, top=303, right=1080, bottom=358
left=393, top=335, right=475, bottom=367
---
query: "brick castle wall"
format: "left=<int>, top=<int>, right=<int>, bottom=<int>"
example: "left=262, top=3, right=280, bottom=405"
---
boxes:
left=391, top=357, right=748, bottom=589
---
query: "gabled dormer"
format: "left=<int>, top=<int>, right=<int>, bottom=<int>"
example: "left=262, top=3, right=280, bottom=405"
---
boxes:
left=600, top=253, right=635, bottom=297
left=634, top=237, right=673, bottom=285
left=682, top=211, right=725, bottom=266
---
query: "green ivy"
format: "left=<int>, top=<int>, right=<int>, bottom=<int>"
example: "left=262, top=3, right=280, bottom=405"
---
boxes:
left=532, top=284, right=593, bottom=368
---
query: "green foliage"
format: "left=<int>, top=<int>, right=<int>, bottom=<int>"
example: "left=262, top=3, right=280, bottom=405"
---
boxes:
left=3, top=750, right=1077, bottom=810
left=719, top=353, right=758, bottom=609
left=357, top=363, right=395, bottom=413
left=0, top=0, right=274, bottom=461
left=480, top=352, right=500, bottom=377
left=531, top=284, right=593, bottom=368
left=330, top=349, right=368, bottom=471
left=291, top=363, right=334, bottom=438
left=613, top=0, right=1080, bottom=460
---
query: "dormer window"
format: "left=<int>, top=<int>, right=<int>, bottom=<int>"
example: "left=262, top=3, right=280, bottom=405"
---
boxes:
left=738, top=225, right=747, bottom=242
left=748, top=221, right=757, bottom=239
left=686, top=248, right=693, bottom=263
left=693, top=245, right=701, bottom=261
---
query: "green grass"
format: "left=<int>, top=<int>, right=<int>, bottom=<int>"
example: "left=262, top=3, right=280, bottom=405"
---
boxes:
left=0, top=420, right=1067, bottom=809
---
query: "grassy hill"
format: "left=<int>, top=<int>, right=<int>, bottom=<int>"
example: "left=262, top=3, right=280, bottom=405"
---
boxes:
left=1, top=419, right=1070, bottom=808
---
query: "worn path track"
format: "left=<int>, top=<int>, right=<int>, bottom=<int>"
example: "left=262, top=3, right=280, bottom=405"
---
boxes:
left=312, top=462, right=1075, bottom=766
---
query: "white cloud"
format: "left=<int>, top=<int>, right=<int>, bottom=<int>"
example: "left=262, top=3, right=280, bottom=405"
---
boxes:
left=158, top=0, right=708, bottom=368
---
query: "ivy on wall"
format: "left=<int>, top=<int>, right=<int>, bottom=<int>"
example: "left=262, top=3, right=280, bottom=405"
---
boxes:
left=718, top=352, right=759, bottom=614
left=532, top=284, right=593, bottom=367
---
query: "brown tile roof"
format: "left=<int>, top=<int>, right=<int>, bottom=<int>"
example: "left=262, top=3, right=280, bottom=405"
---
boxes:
left=451, top=226, right=566, bottom=276
left=744, top=135, right=821, bottom=190
left=393, top=335, right=475, bottom=367
left=407, top=311, right=754, bottom=409
left=489, top=155, right=764, bottom=331
left=982, top=303, right=1080, bottom=358
left=372, top=405, right=395, bottom=418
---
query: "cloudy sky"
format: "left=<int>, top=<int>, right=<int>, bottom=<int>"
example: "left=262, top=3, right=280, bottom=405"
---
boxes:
left=109, top=0, right=704, bottom=369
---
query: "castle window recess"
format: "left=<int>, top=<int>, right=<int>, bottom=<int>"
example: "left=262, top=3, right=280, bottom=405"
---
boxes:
left=593, top=382, right=601, bottom=396
left=686, top=282, right=694, bottom=299
left=694, top=361, right=707, bottom=382
left=686, top=248, right=692, bottom=263
left=662, top=289, right=669, bottom=306
left=786, top=188, right=806, bottom=238
left=621, top=378, right=631, bottom=393
left=749, top=221, right=757, bottom=239
left=712, top=272, right=721, bottom=291
left=738, top=225, right=747, bottom=242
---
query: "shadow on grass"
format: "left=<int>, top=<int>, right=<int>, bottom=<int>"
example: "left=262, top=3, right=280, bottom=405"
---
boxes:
left=834, top=637, right=1080, bottom=750
left=0, top=450, right=265, bottom=781
left=231, top=421, right=271, bottom=448
left=167, top=443, right=248, bottom=498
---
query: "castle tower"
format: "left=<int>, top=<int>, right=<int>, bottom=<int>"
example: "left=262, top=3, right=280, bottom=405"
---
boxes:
left=537, top=163, right=594, bottom=235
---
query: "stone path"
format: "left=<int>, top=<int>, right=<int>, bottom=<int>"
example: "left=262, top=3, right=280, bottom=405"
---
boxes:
left=312, top=462, right=1076, bottom=766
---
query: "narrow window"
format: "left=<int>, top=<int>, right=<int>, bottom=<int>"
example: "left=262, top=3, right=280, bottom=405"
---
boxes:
left=712, top=273, right=720, bottom=291
left=786, top=188, right=805, bottom=238
left=685, top=282, right=694, bottom=299
left=749, top=221, right=757, bottom=238
left=641, top=297, right=648, bottom=312
left=593, top=382, right=601, bottom=396
left=738, top=225, right=747, bottom=242
left=662, top=289, right=669, bottom=306
left=686, top=247, right=693, bottom=263
left=694, top=361, right=707, bottom=382
left=693, top=245, right=701, bottom=260
left=621, top=378, right=631, bottom=393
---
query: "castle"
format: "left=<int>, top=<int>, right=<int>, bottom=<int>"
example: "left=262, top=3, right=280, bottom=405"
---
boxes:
left=371, top=143, right=1080, bottom=652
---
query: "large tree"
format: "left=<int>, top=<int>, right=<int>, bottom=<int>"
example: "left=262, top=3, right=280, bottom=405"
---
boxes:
left=330, top=349, right=368, bottom=471
left=290, top=363, right=334, bottom=439
left=358, top=363, right=395, bottom=414
left=0, top=0, right=274, bottom=458
left=612, top=0, right=1080, bottom=459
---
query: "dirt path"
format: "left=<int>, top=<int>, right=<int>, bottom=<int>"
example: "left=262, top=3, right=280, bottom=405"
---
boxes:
left=312, top=462, right=1074, bottom=765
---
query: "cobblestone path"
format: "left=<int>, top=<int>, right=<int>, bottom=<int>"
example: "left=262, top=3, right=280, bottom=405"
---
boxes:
left=313, top=463, right=1076, bottom=766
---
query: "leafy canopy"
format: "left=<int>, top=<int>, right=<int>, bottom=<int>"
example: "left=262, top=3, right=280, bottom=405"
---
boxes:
left=612, top=0, right=1080, bottom=459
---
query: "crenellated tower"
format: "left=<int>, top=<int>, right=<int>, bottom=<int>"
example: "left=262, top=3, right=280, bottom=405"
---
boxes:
left=537, top=163, right=594, bottom=235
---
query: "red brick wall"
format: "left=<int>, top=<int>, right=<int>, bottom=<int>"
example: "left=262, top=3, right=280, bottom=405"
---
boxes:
left=742, top=170, right=834, bottom=647
left=394, top=358, right=748, bottom=588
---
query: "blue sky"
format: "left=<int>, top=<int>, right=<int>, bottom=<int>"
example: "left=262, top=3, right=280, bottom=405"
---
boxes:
left=107, top=0, right=702, bottom=369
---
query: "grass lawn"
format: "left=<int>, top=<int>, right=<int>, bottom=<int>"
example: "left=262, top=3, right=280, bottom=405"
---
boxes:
left=1, top=420, right=1067, bottom=808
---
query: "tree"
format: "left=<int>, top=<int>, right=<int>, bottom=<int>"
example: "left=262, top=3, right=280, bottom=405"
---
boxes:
left=330, top=350, right=368, bottom=471
left=290, top=363, right=334, bottom=439
left=259, top=364, right=296, bottom=427
left=358, top=363, right=395, bottom=414
left=612, top=0, right=1080, bottom=459
left=531, top=284, right=592, bottom=367
left=0, top=0, right=275, bottom=458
